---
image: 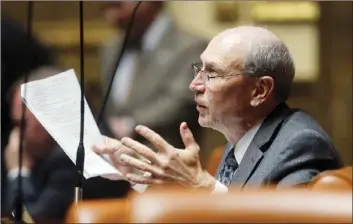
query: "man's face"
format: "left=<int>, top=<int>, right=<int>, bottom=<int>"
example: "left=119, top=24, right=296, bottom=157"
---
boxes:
left=189, top=34, right=257, bottom=130
left=103, top=2, right=161, bottom=40
left=11, top=86, right=52, bottom=158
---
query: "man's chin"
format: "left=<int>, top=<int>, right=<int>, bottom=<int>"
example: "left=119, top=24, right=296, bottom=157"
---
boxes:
left=198, top=116, right=211, bottom=128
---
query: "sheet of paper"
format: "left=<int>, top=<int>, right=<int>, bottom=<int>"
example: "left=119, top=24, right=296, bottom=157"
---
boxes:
left=20, top=69, right=122, bottom=179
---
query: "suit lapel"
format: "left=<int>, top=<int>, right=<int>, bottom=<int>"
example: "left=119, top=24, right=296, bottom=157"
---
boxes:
left=231, top=103, right=293, bottom=188
left=231, top=142, right=263, bottom=188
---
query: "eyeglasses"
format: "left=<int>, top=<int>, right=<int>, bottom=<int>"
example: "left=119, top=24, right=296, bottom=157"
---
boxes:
left=191, top=62, right=237, bottom=84
left=191, top=62, right=218, bottom=83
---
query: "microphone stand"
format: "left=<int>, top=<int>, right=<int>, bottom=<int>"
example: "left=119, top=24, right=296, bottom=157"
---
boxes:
left=75, top=0, right=85, bottom=204
left=74, top=1, right=142, bottom=203
left=14, top=1, right=33, bottom=223
left=96, top=1, right=142, bottom=124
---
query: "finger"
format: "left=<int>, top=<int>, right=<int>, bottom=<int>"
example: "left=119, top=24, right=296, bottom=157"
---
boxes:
left=93, top=136, right=135, bottom=157
left=121, top=137, right=160, bottom=165
left=126, top=173, right=164, bottom=185
left=101, top=174, right=125, bottom=181
left=120, top=154, right=164, bottom=177
left=135, top=125, right=171, bottom=153
left=92, top=136, right=117, bottom=154
left=99, top=145, right=122, bottom=168
left=93, top=145, right=117, bottom=155
left=93, top=136, right=137, bottom=167
left=180, top=122, right=199, bottom=152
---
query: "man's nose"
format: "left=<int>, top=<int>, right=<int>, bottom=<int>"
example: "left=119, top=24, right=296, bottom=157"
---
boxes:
left=189, top=74, right=206, bottom=93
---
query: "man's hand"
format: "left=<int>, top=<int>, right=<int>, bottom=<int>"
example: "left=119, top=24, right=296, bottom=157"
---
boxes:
left=93, top=136, right=140, bottom=178
left=118, top=122, right=216, bottom=191
left=4, top=128, right=33, bottom=171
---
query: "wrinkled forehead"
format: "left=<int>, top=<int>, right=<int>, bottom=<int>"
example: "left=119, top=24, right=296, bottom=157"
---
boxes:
left=200, top=34, right=249, bottom=69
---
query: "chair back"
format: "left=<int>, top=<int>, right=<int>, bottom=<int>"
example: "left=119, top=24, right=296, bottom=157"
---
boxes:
left=309, top=166, right=352, bottom=191
left=131, top=188, right=352, bottom=223
left=65, top=199, right=130, bottom=223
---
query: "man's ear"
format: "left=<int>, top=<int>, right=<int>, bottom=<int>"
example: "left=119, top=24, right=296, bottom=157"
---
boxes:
left=250, top=76, right=274, bottom=107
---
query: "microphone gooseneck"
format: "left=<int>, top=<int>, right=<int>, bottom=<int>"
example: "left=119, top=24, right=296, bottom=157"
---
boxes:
left=96, top=1, right=142, bottom=124
left=75, top=0, right=85, bottom=204
left=15, top=1, right=33, bottom=222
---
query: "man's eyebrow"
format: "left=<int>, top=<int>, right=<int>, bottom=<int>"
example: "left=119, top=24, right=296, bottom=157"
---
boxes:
left=204, top=61, right=224, bottom=73
left=199, top=54, right=225, bottom=73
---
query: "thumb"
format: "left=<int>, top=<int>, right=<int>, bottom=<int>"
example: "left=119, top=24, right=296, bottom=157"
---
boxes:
left=180, top=122, right=199, bottom=151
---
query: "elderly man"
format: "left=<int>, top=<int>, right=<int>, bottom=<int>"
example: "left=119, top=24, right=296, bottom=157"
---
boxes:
left=95, top=26, right=343, bottom=192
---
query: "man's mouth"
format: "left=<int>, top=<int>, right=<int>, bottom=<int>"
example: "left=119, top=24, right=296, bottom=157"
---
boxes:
left=196, top=104, right=207, bottom=112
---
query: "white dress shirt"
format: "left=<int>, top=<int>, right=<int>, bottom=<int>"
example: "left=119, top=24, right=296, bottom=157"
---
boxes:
left=110, top=12, right=172, bottom=108
left=212, top=121, right=263, bottom=194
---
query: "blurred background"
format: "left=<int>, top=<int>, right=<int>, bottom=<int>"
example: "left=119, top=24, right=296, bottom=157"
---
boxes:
left=2, top=0, right=351, bottom=164
left=1, top=0, right=351, bottom=221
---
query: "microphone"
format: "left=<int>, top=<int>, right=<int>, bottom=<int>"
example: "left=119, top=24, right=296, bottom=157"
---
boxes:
left=96, top=1, right=142, bottom=124
left=14, top=1, right=33, bottom=222
left=75, top=0, right=85, bottom=204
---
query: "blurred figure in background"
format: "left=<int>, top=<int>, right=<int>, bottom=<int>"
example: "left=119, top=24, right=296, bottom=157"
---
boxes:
left=100, top=1, right=207, bottom=148
left=1, top=17, right=56, bottom=206
left=1, top=17, right=131, bottom=204
left=3, top=67, right=76, bottom=220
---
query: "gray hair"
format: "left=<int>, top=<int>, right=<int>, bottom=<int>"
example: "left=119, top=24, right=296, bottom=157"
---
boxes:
left=243, top=38, right=295, bottom=102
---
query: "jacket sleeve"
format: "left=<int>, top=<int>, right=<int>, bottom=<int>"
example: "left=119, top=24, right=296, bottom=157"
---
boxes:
left=266, top=129, right=344, bottom=188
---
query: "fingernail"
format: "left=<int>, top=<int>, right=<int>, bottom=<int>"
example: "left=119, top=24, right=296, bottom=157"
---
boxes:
left=182, top=122, right=188, bottom=129
left=135, top=125, right=142, bottom=132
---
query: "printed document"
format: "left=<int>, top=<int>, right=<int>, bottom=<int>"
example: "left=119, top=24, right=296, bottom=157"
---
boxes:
left=21, top=69, right=121, bottom=179
left=21, top=69, right=148, bottom=192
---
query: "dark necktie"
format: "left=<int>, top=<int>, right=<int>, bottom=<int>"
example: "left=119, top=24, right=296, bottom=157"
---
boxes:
left=219, top=146, right=238, bottom=187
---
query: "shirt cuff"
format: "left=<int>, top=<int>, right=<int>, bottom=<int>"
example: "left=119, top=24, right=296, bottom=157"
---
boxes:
left=7, top=167, right=31, bottom=180
left=211, top=181, right=228, bottom=194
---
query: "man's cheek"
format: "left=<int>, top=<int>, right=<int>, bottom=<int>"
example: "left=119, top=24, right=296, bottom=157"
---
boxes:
left=205, top=86, right=218, bottom=104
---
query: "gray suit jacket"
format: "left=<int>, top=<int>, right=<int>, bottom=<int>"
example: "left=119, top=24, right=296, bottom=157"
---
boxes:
left=100, top=22, right=208, bottom=147
left=215, top=103, right=344, bottom=189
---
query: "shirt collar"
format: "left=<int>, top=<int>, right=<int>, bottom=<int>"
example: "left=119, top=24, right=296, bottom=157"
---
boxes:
left=233, top=121, right=263, bottom=163
left=141, top=11, right=173, bottom=53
